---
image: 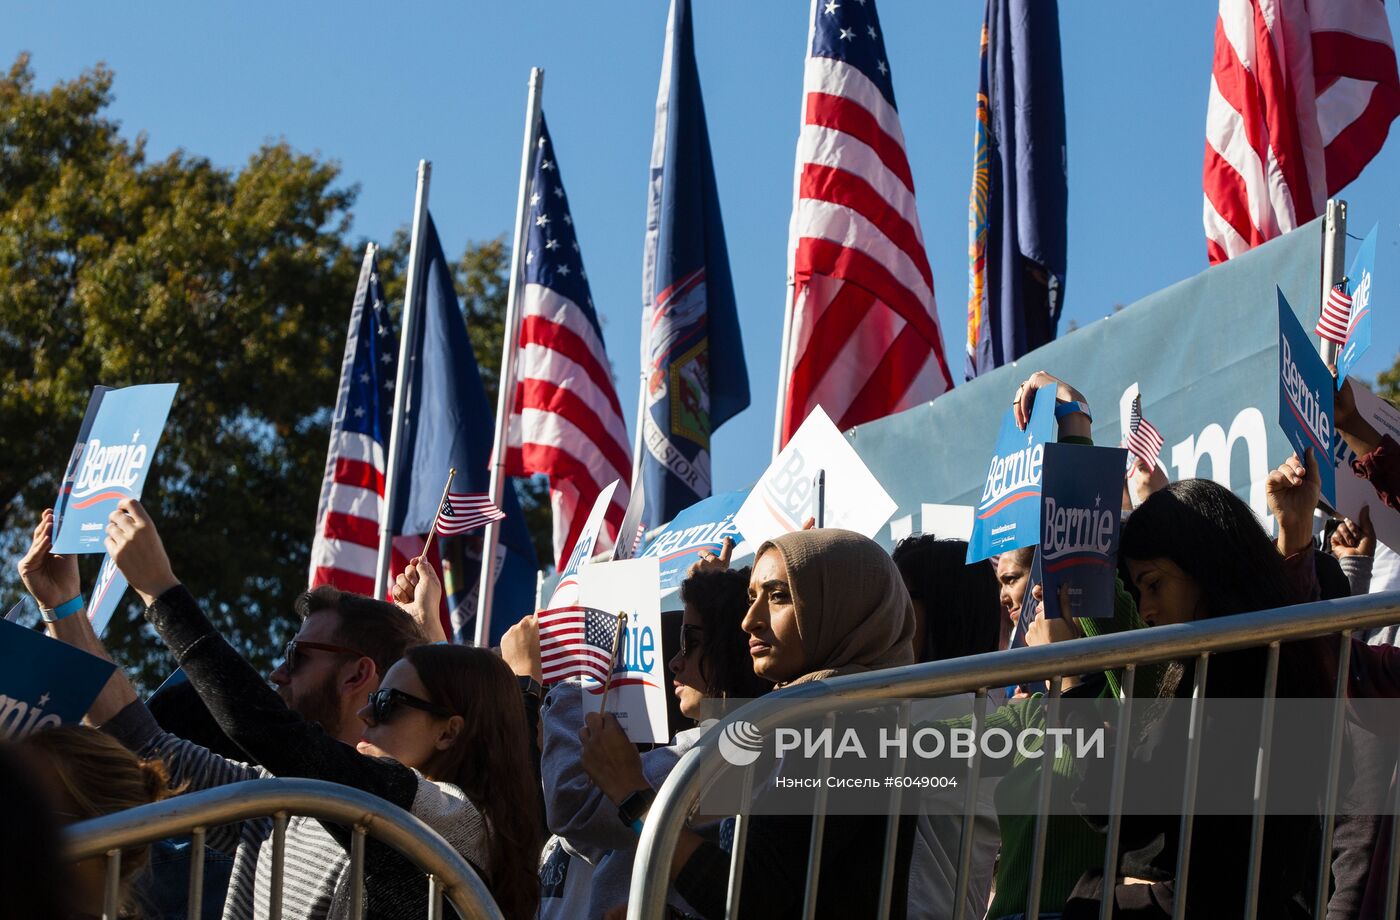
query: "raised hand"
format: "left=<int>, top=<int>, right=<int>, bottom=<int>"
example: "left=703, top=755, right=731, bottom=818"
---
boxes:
left=1127, top=457, right=1170, bottom=507
left=1012, top=370, right=1089, bottom=438
left=392, top=556, right=447, bottom=643
left=1266, top=449, right=1322, bottom=556
left=579, top=711, right=649, bottom=805
left=105, top=499, right=179, bottom=607
left=500, top=614, right=542, bottom=682
left=1024, top=584, right=1079, bottom=647
left=17, top=509, right=80, bottom=610
left=687, top=536, right=735, bottom=576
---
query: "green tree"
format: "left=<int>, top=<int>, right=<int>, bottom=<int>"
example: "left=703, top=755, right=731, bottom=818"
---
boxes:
left=1, top=55, right=363, bottom=688
left=1375, top=352, right=1400, bottom=407
left=1, top=57, right=557, bottom=689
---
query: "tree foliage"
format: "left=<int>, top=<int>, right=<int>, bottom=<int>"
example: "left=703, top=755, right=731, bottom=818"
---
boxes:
left=0, top=56, right=553, bottom=689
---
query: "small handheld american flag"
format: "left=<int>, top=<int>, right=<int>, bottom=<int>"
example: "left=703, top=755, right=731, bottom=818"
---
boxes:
left=1126, top=393, right=1165, bottom=469
left=1315, top=282, right=1353, bottom=346
left=538, top=606, right=625, bottom=685
left=435, top=491, right=506, bottom=536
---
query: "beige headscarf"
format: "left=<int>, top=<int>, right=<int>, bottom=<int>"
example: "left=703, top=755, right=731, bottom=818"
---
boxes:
left=757, top=529, right=916, bottom=687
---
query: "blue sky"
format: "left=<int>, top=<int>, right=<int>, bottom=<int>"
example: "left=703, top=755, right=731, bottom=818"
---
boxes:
left=7, top=1, right=1398, bottom=494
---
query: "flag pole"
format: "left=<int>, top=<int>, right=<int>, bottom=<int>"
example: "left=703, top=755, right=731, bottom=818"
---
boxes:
left=1318, top=198, right=1347, bottom=366
left=599, top=610, right=629, bottom=714
left=477, top=68, right=545, bottom=647
left=375, top=160, right=433, bottom=600
left=420, top=468, right=457, bottom=552
left=772, top=0, right=821, bottom=459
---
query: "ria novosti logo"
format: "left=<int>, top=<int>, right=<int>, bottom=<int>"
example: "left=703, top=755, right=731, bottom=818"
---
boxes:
left=718, top=720, right=765, bottom=766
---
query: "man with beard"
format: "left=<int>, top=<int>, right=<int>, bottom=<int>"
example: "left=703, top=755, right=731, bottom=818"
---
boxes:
left=19, top=507, right=426, bottom=919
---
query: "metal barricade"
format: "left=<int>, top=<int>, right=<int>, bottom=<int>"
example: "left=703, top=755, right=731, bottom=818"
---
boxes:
left=65, top=777, right=504, bottom=920
left=628, top=591, right=1400, bottom=920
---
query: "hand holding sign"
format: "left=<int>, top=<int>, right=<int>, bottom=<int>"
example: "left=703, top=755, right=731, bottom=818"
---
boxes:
left=1014, top=370, right=1090, bottom=438
left=104, top=499, right=179, bottom=607
left=1266, top=449, right=1322, bottom=556
left=18, top=509, right=80, bottom=611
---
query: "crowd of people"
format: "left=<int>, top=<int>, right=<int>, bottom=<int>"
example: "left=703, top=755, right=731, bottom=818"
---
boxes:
left=7, top=367, right=1400, bottom=920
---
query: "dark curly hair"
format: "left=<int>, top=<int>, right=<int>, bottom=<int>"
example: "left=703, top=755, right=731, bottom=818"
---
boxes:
left=679, top=566, right=772, bottom=700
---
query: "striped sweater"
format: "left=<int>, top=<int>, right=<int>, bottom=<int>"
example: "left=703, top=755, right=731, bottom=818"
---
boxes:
left=102, top=584, right=494, bottom=920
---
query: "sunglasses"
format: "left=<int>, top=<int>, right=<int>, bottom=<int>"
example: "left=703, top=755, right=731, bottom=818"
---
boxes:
left=366, top=687, right=453, bottom=723
left=678, top=624, right=704, bottom=659
left=282, top=639, right=367, bottom=677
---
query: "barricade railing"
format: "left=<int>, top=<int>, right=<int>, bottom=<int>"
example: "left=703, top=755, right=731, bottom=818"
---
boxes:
left=629, top=590, right=1400, bottom=920
left=65, top=776, right=504, bottom=920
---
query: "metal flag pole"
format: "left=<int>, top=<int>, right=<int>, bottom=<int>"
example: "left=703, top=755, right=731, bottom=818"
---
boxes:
left=476, top=67, right=545, bottom=647
left=772, top=0, right=821, bottom=459
left=420, top=468, right=457, bottom=552
left=812, top=468, right=825, bottom=528
left=375, top=160, right=433, bottom=600
left=1318, top=198, right=1347, bottom=366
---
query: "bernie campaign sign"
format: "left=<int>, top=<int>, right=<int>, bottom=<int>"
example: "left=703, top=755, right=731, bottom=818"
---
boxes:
left=1277, top=290, right=1336, bottom=507
left=53, top=383, right=178, bottom=553
left=1037, top=443, right=1127, bottom=619
left=547, top=479, right=621, bottom=609
left=0, top=618, right=116, bottom=740
left=578, top=557, right=667, bottom=744
left=967, top=388, right=1057, bottom=563
left=54, top=385, right=112, bottom=532
left=1337, top=224, right=1378, bottom=385
left=87, top=553, right=130, bottom=637
left=639, top=489, right=748, bottom=590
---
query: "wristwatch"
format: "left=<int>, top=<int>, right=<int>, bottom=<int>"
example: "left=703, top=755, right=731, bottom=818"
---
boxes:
left=617, top=787, right=657, bottom=832
left=517, top=676, right=543, bottom=700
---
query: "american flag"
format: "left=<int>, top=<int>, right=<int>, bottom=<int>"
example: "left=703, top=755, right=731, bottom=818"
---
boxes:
left=1203, top=0, right=1400, bottom=264
left=777, top=0, right=953, bottom=447
left=538, top=606, right=623, bottom=685
left=1315, top=282, right=1354, bottom=345
left=434, top=491, right=506, bottom=536
left=309, top=246, right=397, bottom=595
left=506, top=114, right=631, bottom=568
left=1126, top=393, right=1165, bottom=469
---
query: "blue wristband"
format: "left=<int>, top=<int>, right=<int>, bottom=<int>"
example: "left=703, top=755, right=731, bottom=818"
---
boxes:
left=42, top=595, right=84, bottom=622
left=1055, top=399, right=1092, bottom=423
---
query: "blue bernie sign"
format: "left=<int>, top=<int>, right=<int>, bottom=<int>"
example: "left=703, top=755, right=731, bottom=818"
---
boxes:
left=1038, top=443, right=1127, bottom=619
left=1277, top=289, right=1335, bottom=507
left=638, top=489, right=749, bottom=590
left=967, top=387, right=1056, bottom=563
left=53, top=383, right=178, bottom=553
left=0, top=617, right=116, bottom=740
left=1337, top=223, right=1378, bottom=385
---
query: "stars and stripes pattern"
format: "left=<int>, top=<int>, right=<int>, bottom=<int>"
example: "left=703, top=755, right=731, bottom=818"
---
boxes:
left=1316, top=281, right=1355, bottom=345
left=1126, top=394, right=1165, bottom=468
left=506, top=114, right=631, bottom=568
left=432, top=491, right=506, bottom=536
left=309, top=246, right=397, bottom=595
left=777, top=0, right=953, bottom=446
left=1203, top=0, right=1400, bottom=264
left=538, top=606, right=622, bottom=685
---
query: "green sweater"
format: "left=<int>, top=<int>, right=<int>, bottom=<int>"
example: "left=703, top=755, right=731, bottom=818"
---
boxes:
left=926, top=580, right=1167, bottom=919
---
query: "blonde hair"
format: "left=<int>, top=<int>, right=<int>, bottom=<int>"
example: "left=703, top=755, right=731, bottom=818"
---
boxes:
left=20, top=725, right=181, bottom=904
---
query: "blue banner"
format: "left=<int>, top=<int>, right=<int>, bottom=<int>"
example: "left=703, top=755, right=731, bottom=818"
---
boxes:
left=967, top=387, right=1056, bottom=562
left=638, top=488, right=748, bottom=589
left=1337, top=223, right=1378, bottom=384
left=966, top=0, right=1068, bottom=379
left=1007, top=546, right=1042, bottom=650
left=0, top=618, right=116, bottom=739
left=389, top=215, right=538, bottom=645
left=639, top=0, right=749, bottom=529
left=53, top=383, right=178, bottom=553
left=1038, top=443, right=1126, bottom=619
left=54, top=385, right=112, bottom=532
left=1277, top=288, right=1336, bottom=507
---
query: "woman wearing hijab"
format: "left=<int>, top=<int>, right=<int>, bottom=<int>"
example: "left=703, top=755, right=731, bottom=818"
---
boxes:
left=581, top=528, right=918, bottom=919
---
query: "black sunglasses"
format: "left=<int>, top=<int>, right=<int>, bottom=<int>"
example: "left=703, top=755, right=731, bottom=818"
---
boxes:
left=678, top=624, right=704, bottom=659
left=283, top=639, right=367, bottom=677
left=367, top=687, right=453, bottom=723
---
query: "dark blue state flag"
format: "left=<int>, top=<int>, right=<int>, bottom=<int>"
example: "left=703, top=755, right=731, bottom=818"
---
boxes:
left=639, top=0, right=749, bottom=530
left=389, top=215, right=539, bottom=644
left=966, top=0, right=1068, bottom=379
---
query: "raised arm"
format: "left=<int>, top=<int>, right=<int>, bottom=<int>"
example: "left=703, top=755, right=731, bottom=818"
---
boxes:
left=17, top=509, right=139, bottom=722
left=105, top=499, right=419, bottom=809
